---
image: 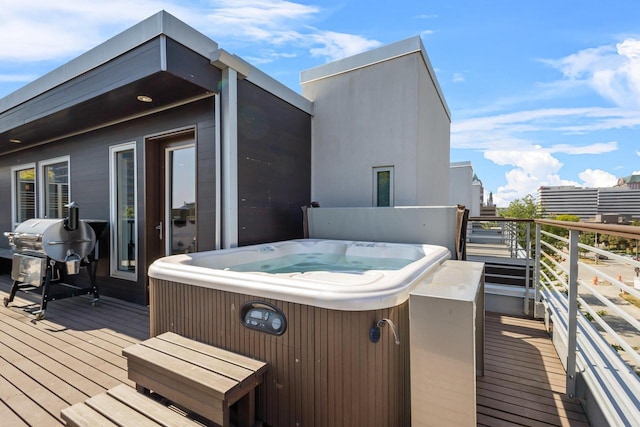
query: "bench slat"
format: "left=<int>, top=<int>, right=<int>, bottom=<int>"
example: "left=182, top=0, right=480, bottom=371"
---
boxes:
left=85, top=393, right=168, bottom=427
left=141, top=336, right=255, bottom=382
left=128, top=366, right=225, bottom=424
left=61, top=403, right=119, bottom=427
left=124, top=344, right=237, bottom=397
left=107, top=384, right=201, bottom=427
left=61, top=386, right=204, bottom=427
left=158, top=332, right=267, bottom=372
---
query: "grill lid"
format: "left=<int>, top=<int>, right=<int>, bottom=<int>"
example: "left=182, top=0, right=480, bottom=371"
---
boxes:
left=7, top=219, right=96, bottom=262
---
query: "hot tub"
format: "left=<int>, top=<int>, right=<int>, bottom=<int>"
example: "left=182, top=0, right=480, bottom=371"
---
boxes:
left=148, top=239, right=450, bottom=426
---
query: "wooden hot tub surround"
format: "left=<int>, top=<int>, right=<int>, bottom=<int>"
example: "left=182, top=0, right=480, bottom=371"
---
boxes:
left=149, top=278, right=411, bottom=427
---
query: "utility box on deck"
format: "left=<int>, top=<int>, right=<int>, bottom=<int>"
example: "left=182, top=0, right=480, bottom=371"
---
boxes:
left=409, top=260, right=485, bottom=426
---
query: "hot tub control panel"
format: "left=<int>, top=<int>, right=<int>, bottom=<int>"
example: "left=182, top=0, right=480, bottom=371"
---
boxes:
left=241, top=301, right=287, bottom=335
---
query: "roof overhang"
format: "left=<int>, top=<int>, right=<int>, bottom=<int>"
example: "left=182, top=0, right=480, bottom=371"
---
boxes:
left=0, top=11, right=221, bottom=154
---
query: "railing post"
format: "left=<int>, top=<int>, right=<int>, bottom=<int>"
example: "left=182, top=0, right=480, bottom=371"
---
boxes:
left=566, top=229, right=579, bottom=398
left=534, top=223, right=543, bottom=318
left=508, top=222, right=515, bottom=257
left=524, top=222, right=531, bottom=315
left=501, top=221, right=507, bottom=247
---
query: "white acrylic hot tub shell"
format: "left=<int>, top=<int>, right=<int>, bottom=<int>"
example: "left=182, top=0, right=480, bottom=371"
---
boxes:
left=148, top=239, right=451, bottom=310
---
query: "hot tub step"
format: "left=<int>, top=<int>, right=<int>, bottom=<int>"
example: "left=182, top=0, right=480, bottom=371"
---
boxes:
left=122, top=332, right=268, bottom=427
left=61, top=384, right=201, bottom=427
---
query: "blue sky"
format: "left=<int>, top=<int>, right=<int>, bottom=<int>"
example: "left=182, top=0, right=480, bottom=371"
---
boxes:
left=1, top=0, right=639, bottom=207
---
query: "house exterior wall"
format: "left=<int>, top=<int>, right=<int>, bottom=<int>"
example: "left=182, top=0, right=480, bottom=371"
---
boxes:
left=471, top=182, right=482, bottom=217
left=0, top=12, right=313, bottom=305
left=416, top=53, right=451, bottom=207
left=0, top=99, right=216, bottom=303
left=237, top=80, right=311, bottom=245
left=301, top=37, right=450, bottom=208
left=450, top=162, right=474, bottom=213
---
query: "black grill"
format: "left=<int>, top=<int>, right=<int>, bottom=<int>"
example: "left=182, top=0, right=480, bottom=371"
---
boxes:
left=3, top=203, right=107, bottom=320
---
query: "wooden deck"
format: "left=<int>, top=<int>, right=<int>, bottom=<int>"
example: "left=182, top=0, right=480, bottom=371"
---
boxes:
left=479, top=314, right=589, bottom=427
left=0, top=276, right=149, bottom=426
left=0, top=276, right=587, bottom=426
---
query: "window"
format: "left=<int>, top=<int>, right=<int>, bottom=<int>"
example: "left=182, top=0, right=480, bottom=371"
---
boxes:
left=11, top=164, right=36, bottom=229
left=373, top=166, right=394, bottom=207
left=40, top=156, right=70, bottom=218
left=110, top=143, right=137, bottom=280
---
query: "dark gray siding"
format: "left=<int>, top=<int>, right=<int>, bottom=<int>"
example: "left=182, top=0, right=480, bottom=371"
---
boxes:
left=0, top=98, right=216, bottom=304
left=237, top=80, right=312, bottom=246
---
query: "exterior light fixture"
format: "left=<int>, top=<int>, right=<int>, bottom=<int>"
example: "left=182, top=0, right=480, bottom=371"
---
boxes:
left=9, top=139, right=22, bottom=144
left=137, top=95, right=153, bottom=103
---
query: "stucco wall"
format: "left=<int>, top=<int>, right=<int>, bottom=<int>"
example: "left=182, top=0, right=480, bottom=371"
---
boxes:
left=416, top=54, right=451, bottom=206
left=449, top=163, right=474, bottom=212
left=302, top=39, right=450, bottom=208
left=306, top=206, right=458, bottom=256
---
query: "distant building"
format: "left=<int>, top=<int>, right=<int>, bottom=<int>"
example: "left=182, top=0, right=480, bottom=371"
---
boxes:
left=449, top=161, right=495, bottom=217
left=537, top=186, right=598, bottom=219
left=450, top=162, right=477, bottom=216
left=537, top=176, right=640, bottom=221
left=615, top=174, right=640, bottom=190
left=480, top=191, right=497, bottom=216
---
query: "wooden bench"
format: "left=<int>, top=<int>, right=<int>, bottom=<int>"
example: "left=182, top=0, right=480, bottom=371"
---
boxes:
left=61, top=383, right=202, bottom=426
left=123, top=332, right=268, bottom=427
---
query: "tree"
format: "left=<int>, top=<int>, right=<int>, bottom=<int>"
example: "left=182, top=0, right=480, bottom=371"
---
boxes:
left=498, top=195, right=541, bottom=252
left=499, top=194, right=540, bottom=219
left=545, top=214, right=580, bottom=240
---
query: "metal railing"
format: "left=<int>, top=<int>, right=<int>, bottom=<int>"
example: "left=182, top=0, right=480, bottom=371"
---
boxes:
left=534, top=219, right=640, bottom=426
left=467, top=217, right=534, bottom=313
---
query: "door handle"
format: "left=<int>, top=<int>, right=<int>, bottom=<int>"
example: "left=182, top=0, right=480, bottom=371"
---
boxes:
left=155, top=221, right=163, bottom=240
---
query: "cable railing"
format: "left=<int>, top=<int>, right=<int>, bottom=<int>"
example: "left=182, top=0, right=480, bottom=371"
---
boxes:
left=535, top=219, right=640, bottom=426
left=467, top=217, right=534, bottom=313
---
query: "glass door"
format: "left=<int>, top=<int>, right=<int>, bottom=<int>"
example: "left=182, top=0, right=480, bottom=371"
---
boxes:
left=165, top=144, right=196, bottom=255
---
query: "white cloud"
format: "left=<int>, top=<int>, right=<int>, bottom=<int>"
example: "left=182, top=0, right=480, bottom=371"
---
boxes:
left=548, top=141, right=617, bottom=155
left=451, top=103, right=639, bottom=205
left=204, top=0, right=319, bottom=43
left=452, top=72, right=464, bottom=83
left=451, top=107, right=638, bottom=151
left=0, top=0, right=187, bottom=61
left=483, top=148, right=582, bottom=206
left=543, top=38, right=640, bottom=108
left=416, top=14, right=438, bottom=19
left=578, top=169, right=617, bottom=187
left=201, top=0, right=381, bottom=63
left=0, top=0, right=381, bottom=65
left=309, top=31, right=381, bottom=61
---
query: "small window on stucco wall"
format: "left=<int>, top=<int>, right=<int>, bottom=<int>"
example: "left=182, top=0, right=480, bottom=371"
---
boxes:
left=373, top=166, right=394, bottom=207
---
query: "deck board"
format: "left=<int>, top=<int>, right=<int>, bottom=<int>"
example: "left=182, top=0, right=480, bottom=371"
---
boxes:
left=0, top=276, right=150, bottom=426
left=479, top=313, right=588, bottom=426
left=0, top=276, right=587, bottom=426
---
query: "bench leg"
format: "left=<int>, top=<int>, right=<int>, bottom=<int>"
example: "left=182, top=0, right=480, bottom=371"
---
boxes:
left=135, top=384, right=150, bottom=395
left=236, top=389, right=256, bottom=427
